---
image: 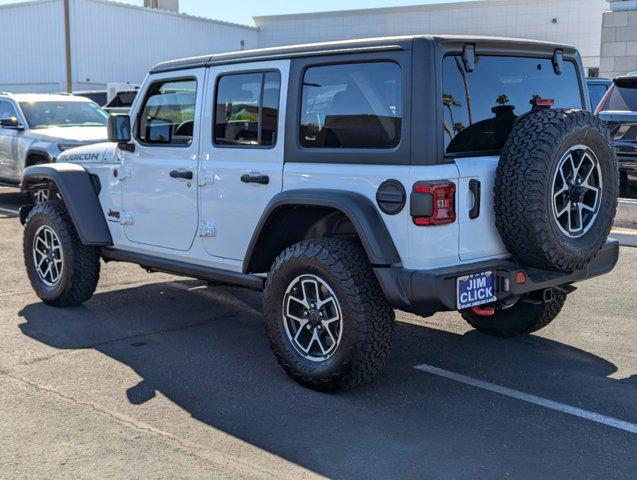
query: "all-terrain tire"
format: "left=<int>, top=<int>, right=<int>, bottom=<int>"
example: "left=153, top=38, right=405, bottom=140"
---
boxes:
left=461, top=289, right=567, bottom=338
left=495, top=108, right=618, bottom=273
left=263, top=239, right=395, bottom=392
left=23, top=201, right=100, bottom=307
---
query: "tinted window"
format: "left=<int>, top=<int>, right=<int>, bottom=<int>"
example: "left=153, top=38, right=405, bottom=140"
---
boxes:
left=106, top=91, right=137, bottom=108
left=0, top=100, right=18, bottom=119
left=300, top=62, right=402, bottom=148
left=214, top=71, right=281, bottom=147
left=20, top=101, right=108, bottom=129
left=588, top=83, right=608, bottom=111
left=603, top=85, right=637, bottom=111
left=443, top=56, right=583, bottom=155
left=76, top=91, right=107, bottom=106
left=138, top=79, right=196, bottom=146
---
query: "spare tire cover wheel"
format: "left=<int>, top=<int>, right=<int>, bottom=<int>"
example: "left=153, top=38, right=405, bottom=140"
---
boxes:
left=494, top=108, right=618, bottom=273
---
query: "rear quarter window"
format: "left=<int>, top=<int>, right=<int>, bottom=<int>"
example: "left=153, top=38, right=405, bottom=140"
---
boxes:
left=602, top=85, right=637, bottom=112
left=300, top=62, right=402, bottom=149
left=443, top=55, right=583, bottom=156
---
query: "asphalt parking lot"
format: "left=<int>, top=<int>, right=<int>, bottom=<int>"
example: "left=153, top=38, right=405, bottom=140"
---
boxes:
left=0, top=187, right=635, bottom=480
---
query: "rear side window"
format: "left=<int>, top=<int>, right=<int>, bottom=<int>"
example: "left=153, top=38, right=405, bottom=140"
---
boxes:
left=443, top=55, right=583, bottom=156
left=138, top=79, right=197, bottom=146
left=602, top=85, right=637, bottom=111
left=214, top=71, right=281, bottom=147
left=300, top=62, right=402, bottom=148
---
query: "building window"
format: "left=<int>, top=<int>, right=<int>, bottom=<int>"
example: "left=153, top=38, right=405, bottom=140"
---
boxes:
left=300, top=62, right=402, bottom=149
left=138, top=78, right=197, bottom=146
left=214, top=71, right=281, bottom=147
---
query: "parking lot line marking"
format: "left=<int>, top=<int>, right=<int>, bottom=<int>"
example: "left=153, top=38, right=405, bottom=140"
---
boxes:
left=0, top=207, right=19, bottom=215
left=414, top=364, right=637, bottom=434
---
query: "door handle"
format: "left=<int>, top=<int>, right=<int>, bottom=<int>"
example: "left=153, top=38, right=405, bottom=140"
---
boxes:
left=241, top=172, right=269, bottom=185
left=469, top=179, right=481, bottom=219
left=170, top=169, right=193, bottom=180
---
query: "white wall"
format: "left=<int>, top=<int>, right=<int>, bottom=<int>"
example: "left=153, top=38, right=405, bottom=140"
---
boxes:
left=71, top=0, right=258, bottom=88
left=255, top=0, right=608, bottom=71
left=0, top=0, right=67, bottom=93
left=0, top=0, right=258, bottom=93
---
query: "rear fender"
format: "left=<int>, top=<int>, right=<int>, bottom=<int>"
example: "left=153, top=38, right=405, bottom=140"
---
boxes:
left=243, top=189, right=401, bottom=273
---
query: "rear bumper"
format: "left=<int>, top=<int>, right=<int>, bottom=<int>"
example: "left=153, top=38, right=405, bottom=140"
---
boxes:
left=374, top=239, right=619, bottom=316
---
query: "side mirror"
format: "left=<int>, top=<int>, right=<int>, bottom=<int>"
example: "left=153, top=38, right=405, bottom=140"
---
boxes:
left=107, top=114, right=133, bottom=150
left=0, top=117, right=24, bottom=130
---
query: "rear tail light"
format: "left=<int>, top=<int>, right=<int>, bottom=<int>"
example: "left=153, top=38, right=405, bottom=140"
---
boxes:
left=410, top=181, right=456, bottom=226
left=595, top=85, right=613, bottom=116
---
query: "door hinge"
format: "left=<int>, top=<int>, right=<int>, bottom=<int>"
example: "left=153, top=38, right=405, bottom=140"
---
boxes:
left=199, top=221, right=216, bottom=237
left=115, top=165, right=132, bottom=181
left=119, top=211, right=134, bottom=225
left=199, top=168, right=214, bottom=187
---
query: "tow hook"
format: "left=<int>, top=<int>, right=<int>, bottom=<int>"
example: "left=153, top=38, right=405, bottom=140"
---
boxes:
left=543, top=288, right=554, bottom=303
left=471, top=306, right=495, bottom=316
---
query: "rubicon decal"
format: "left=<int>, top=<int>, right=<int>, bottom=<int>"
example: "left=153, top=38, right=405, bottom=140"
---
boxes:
left=61, top=152, right=100, bottom=162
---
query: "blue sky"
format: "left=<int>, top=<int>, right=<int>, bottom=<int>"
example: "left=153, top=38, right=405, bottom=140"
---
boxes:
left=0, top=0, right=475, bottom=26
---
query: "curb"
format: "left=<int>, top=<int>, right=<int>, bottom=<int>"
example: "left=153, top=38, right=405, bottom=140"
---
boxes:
left=611, top=228, right=637, bottom=248
left=615, top=199, right=637, bottom=228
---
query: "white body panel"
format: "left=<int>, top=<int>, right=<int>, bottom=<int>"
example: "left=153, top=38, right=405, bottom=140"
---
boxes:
left=455, top=156, right=507, bottom=261
left=71, top=59, right=509, bottom=275
left=198, top=60, right=289, bottom=261
left=118, top=67, right=205, bottom=251
left=283, top=163, right=462, bottom=270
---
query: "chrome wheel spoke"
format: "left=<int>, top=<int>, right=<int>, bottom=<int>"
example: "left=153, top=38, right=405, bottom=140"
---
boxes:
left=581, top=202, right=596, bottom=213
left=283, top=274, right=343, bottom=362
left=556, top=202, right=570, bottom=218
left=552, top=145, right=602, bottom=239
left=33, top=225, right=63, bottom=287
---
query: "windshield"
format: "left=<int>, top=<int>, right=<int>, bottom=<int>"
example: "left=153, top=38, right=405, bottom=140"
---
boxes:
left=19, top=101, right=109, bottom=129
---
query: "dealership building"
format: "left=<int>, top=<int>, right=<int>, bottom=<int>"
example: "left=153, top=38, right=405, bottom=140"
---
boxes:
left=0, top=0, right=631, bottom=93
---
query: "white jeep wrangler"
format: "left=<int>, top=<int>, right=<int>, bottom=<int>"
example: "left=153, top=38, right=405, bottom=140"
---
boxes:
left=20, top=36, right=619, bottom=391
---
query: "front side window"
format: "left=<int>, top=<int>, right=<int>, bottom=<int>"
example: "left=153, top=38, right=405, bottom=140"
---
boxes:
left=443, top=55, right=583, bottom=155
left=19, top=101, right=108, bottom=129
left=300, top=62, right=402, bottom=149
left=138, top=79, right=197, bottom=146
left=214, top=71, right=281, bottom=147
left=0, top=100, right=18, bottom=120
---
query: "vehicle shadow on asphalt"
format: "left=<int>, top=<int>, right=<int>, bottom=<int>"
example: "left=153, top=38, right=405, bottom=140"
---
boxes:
left=17, top=280, right=637, bottom=480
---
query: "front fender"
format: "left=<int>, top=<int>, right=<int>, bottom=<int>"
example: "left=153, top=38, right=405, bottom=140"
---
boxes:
left=21, top=163, right=112, bottom=246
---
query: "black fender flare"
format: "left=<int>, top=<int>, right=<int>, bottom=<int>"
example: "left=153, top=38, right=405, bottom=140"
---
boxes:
left=21, top=163, right=113, bottom=246
left=25, top=148, right=52, bottom=165
left=243, top=189, right=401, bottom=273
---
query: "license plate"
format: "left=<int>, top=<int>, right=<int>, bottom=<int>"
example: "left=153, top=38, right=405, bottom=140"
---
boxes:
left=456, top=271, right=496, bottom=309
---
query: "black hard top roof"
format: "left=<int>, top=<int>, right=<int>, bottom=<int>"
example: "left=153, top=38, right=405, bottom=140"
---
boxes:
left=150, top=35, right=577, bottom=74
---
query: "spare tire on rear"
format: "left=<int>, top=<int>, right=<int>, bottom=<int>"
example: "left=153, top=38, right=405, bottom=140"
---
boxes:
left=495, top=108, right=618, bottom=273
